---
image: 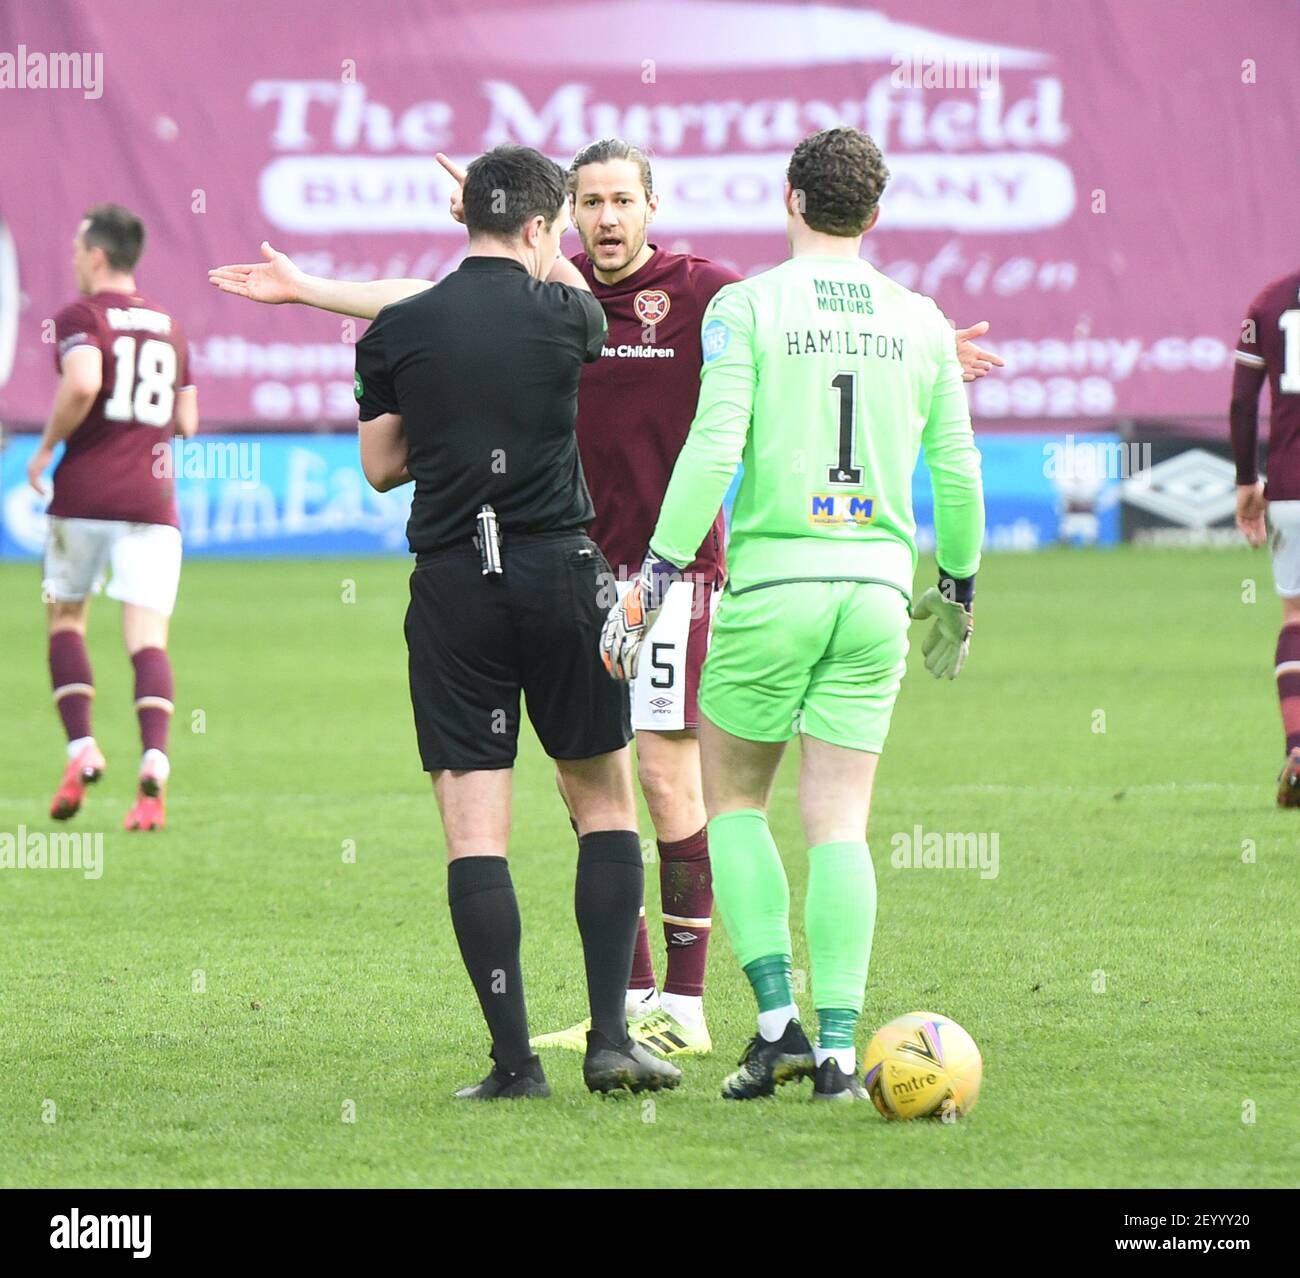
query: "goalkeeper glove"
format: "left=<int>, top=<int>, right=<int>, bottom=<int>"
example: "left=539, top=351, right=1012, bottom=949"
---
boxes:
left=600, top=552, right=681, bottom=681
left=910, top=572, right=975, bottom=680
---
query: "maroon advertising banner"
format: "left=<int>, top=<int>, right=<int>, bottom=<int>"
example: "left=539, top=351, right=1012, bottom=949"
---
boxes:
left=1, top=0, right=1297, bottom=426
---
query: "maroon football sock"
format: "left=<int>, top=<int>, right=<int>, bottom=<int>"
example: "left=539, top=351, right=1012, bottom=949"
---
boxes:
left=629, top=911, right=657, bottom=991
left=659, top=827, right=713, bottom=999
left=131, top=646, right=174, bottom=755
left=1276, top=623, right=1300, bottom=753
left=49, top=630, right=94, bottom=742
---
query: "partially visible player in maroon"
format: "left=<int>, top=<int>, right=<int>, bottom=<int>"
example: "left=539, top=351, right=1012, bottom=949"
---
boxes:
left=207, top=140, right=1001, bottom=1051
left=1231, top=267, right=1300, bottom=805
left=28, top=205, right=198, bottom=830
left=554, top=145, right=739, bottom=1053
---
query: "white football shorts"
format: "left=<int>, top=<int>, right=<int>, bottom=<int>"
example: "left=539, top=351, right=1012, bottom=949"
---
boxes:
left=1270, top=501, right=1300, bottom=599
left=616, top=577, right=720, bottom=732
left=43, top=517, right=183, bottom=616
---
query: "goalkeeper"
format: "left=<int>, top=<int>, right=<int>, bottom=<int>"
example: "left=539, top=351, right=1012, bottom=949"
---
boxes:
left=600, top=127, right=984, bottom=1103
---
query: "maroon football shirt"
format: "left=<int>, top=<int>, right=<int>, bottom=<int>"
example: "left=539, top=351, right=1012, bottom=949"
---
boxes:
left=48, top=289, right=191, bottom=527
left=1232, top=269, right=1300, bottom=500
left=574, top=245, right=741, bottom=581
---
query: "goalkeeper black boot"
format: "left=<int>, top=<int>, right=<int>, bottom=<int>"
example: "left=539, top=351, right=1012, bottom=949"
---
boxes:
left=812, top=1055, right=869, bottom=1102
left=583, top=1029, right=682, bottom=1094
left=721, top=1019, right=815, bottom=1100
left=453, top=1053, right=551, bottom=1100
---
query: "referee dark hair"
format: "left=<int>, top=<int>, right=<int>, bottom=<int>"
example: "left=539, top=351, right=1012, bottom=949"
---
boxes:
left=353, top=144, right=680, bottom=1099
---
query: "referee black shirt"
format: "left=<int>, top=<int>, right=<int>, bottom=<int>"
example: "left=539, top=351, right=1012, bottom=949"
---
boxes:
left=354, top=256, right=607, bottom=553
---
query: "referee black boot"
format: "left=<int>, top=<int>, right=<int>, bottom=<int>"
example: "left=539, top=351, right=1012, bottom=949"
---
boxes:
left=454, top=1053, right=551, bottom=1101
left=583, top=1029, right=682, bottom=1095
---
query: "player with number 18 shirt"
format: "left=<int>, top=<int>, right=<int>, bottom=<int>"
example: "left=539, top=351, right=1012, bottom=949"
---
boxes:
left=31, top=204, right=197, bottom=832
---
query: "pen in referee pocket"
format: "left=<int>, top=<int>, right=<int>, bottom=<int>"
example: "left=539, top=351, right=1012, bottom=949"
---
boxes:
left=476, top=504, right=502, bottom=576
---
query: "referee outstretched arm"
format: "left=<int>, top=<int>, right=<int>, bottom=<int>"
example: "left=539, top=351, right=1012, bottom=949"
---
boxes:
left=345, top=146, right=680, bottom=1100
left=206, top=153, right=591, bottom=323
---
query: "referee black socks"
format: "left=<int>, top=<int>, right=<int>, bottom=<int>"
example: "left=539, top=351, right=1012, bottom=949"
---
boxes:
left=575, top=830, right=645, bottom=1045
left=447, top=855, right=531, bottom=1074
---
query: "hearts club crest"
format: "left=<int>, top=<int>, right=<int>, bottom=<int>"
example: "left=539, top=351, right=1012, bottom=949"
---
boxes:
left=633, top=289, right=671, bottom=324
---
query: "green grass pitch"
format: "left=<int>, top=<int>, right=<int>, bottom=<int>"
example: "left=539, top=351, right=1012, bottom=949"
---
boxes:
left=0, top=547, right=1295, bottom=1188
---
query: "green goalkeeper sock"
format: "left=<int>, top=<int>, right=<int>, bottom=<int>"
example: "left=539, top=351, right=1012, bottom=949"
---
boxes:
left=805, top=841, right=877, bottom=1028
left=816, top=1007, right=858, bottom=1052
left=742, top=954, right=795, bottom=1013
left=708, top=809, right=793, bottom=1016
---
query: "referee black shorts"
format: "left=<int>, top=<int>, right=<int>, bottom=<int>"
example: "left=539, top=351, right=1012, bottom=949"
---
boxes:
left=404, top=529, right=632, bottom=771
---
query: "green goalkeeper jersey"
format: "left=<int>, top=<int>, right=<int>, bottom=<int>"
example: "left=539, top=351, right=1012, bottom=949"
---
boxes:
left=648, top=254, right=984, bottom=603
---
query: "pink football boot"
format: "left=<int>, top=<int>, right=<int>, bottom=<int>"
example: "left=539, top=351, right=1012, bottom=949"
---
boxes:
left=50, top=741, right=106, bottom=820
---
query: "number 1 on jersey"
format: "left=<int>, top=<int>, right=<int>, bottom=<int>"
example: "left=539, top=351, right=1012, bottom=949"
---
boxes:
left=827, top=371, right=863, bottom=485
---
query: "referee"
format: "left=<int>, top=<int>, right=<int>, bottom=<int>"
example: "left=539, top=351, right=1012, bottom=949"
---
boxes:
left=353, top=145, right=680, bottom=1100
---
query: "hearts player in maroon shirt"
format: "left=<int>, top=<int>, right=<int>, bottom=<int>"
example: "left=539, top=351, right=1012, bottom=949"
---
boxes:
left=208, top=138, right=1001, bottom=1056
left=1230, top=265, right=1300, bottom=806
left=28, top=205, right=198, bottom=831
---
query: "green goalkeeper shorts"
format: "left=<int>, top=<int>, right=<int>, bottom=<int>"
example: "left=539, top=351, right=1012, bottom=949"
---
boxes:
left=699, top=579, right=910, bottom=753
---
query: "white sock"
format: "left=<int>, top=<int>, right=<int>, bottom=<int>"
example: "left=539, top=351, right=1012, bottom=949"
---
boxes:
left=659, top=992, right=704, bottom=1031
left=814, top=1045, right=856, bottom=1073
left=757, top=1003, right=799, bottom=1042
left=67, top=736, right=95, bottom=760
left=626, top=986, right=659, bottom=1017
left=141, top=748, right=170, bottom=782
